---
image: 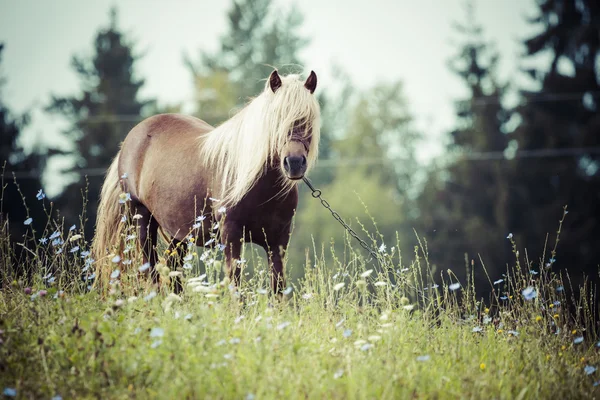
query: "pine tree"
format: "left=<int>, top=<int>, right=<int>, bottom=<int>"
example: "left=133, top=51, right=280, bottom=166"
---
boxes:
left=412, top=2, right=512, bottom=290
left=46, top=8, right=154, bottom=237
left=510, top=0, right=600, bottom=288
left=0, top=43, right=49, bottom=262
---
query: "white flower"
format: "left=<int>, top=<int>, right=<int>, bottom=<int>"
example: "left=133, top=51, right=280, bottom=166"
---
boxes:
left=333, top=282, right=345, bottom=291
left=360, top=269, right=373, bottom=278
left=69, top=234, right=82, bottom=242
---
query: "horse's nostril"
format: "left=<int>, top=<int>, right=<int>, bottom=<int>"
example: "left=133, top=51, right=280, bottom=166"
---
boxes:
left=301, top=156, right=307, bottom=167
left=284, top=157, right=291, bottom=171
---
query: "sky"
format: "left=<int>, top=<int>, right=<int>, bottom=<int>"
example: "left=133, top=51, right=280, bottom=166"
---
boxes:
left=0, top=0, right=538, bottom=195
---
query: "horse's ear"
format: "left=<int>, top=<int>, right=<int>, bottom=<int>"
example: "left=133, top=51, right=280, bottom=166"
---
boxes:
left=304, top=70, right=317, bottom=94
left=269, top=70, right=282, bottom=93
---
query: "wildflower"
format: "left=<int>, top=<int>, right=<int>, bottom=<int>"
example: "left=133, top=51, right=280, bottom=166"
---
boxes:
left=150, top=327, right=164, bottom=338
left=212, top=222, right=219, bottom=230
left=556, top=286, right=564, bottom=292
left=549, top=257, right=556, bottom=264
left=277, top=322, right=291, bottom=330
left=573, top=336, right=584, bottom=344
left=217, top=243, right=226, bottom=251
left=302, top=293, right=313, bottom=299
left=480, top=363, right=486, bottom=371
left=112, top=255, right=121, bottom=263
left=535, top=316, right=542, bottom=322
left=69, top=224, right=76, bottom=231
left=584, top=365, right=596, bottom=375
left=334, top=369, right=344, bottom=379
left=360, top=343, right=374, bottom=351
left=3, top=388, right=17, bottom=397
left=39, top=237, right=48, bottom=244
left=283, top=287, right=293, bottom=295
left=506, top=233, right=513, bottom=239
left=217, top=206, right=226, bottom=213
left=49, top=231, right=60, bottom=240
left=507, top=330, right=519, bottom=336
left=118, top=193, right=131, bottom=204
left=529, top=270, right=539, bottom=275
left=522, top=286, right=537, bottom=300
left=336, top=318, right=345, bottom=328
left=343, top=329, right=352, bottom=338
left=355, top=280, right=367, bottom=289
left=449, top=283, right=461, bottom=291
left=368, top=335, right=382, bottom=342
left=493, top=279, right=504, bottom=285
left=416, top=355, right=430, bottom=362
left=38, top=290, right=48, bottom=297
left=500, top=296, right=508, bottom=300
left=110, top=270, right=120, bottom=279
left=403, top=305, right=415, bottom=311
left=139, top=262, right=151, bottom=273
left=150, top=340, right=162, bottom=348
left=121, top=173, right=128, bottom=179
left=69, top=234, right=82, bottom=242
left=24, top=287, right=32, bottom=295
left=374, top=281, right=387, bottom=287
left=230, top=338, right=241, bottom=344
left=497, top=329, right=504, bottom=333
left=24, top=217, right=33, bottom=225
left=378, top=243, right=386, bottom=253
left=472, top=326, right=483, bottom=333
left=333, top=282, right=345, bottom=291
left=35, top=189, right=46, bottom=200
left=360, top=269, right=374, bottom=278
left=483, top=316, right=492, bottom=324
left=144, top=291, right=157, bottom=301
left=121, top=215, right=127, bottom=222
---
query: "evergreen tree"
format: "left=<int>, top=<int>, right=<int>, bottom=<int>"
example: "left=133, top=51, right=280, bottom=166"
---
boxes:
left=510, top=0, right=600, bottom=287
left=412, top=2, right=512, bottom=291
left=0, top=43, right=49, bottom=262
left=46, top=9, right=154, bottom=237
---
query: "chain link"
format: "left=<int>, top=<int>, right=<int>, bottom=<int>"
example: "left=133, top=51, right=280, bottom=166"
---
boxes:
left=302, top=177, right=382, bottom=265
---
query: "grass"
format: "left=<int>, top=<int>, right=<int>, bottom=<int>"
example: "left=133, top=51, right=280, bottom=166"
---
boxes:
left=1, top=197, right=599, bottom=399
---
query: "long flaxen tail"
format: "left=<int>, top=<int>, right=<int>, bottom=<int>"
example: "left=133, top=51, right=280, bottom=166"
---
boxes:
left=91, top=151, right=124, bottom=266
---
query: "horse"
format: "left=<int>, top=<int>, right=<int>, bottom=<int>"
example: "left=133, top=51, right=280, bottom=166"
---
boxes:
left=91, top=70, right=320, bottom=294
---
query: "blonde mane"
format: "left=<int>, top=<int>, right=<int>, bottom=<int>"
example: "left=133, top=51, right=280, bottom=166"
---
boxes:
left=199, top=72, right=321, bottom=207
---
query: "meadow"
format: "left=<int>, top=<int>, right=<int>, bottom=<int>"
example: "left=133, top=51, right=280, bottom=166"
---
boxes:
left=1, top=201, right=599, bottom=399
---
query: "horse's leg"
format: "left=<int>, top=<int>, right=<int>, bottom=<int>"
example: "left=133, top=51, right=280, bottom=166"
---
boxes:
left=167, top=238, right=185, bottom=293
left=266, top=243, right=287, bottom=295
left=221, top=222, right=243, bottom=288
left=133, top=199, right=159, bottom=283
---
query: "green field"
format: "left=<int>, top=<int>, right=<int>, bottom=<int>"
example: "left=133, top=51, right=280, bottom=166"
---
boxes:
left=1, top=219, right=599, bottom=399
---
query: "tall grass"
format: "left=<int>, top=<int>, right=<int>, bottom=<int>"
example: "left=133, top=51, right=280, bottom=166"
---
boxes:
left=1, top=186, right=599, bottom=399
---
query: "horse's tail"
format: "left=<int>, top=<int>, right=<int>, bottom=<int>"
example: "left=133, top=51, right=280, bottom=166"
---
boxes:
left=91, top=151, right=124, bottom=263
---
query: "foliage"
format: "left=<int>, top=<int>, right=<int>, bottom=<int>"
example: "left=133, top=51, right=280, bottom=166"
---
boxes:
left=290, top=80, right=420, bottom=272
left=411, top=1, right=514, bottom=294
left=1, top=202, right=599, bottom=399
left=508, top=0, right=600, bottom=291
left=45, top=8, right=154, bottom=238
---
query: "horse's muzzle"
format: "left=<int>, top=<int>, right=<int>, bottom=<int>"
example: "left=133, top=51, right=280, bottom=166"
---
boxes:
left=284, top=156, right=307, bottom=179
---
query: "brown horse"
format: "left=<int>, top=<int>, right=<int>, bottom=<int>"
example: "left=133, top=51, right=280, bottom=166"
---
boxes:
left=91, top=70, right=320, bottom=294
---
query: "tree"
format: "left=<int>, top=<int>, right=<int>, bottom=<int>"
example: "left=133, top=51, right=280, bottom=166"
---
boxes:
left=411, top=2, right=512, bottom=292
left=509, top=0, right=600, bottom=289
left=46, top=8, right=154, bottom=237
left=290, top=80, right=420, bottom=274
left=0, top=43, right=49, bottom=263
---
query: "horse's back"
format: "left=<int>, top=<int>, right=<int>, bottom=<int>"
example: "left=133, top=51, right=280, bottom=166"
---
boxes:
left=118, top=114, right=216, bottom=239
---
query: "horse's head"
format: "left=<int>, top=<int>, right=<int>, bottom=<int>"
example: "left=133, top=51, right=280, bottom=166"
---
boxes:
left=268, top=70, right=318, bottom=181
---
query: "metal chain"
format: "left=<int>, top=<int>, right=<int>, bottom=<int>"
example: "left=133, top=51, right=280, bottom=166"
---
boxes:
left=302, top=177, right=382, bottom=265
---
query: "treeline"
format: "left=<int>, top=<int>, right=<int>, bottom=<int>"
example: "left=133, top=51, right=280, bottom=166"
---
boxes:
left=1, top=0, right=598, bottom=297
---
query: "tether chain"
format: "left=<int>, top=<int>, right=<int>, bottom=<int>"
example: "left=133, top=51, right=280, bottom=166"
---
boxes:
left=302, top=176, right=382, bottom=265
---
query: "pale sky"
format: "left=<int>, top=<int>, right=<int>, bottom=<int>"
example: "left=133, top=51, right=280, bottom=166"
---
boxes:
left=0, top=0, right=538, bottom=195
